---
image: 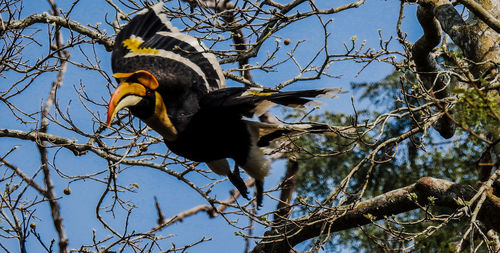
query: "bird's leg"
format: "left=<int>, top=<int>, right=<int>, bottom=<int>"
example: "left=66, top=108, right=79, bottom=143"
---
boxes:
left=255, top=179, right=264, bottom=208
left=227, top=164, right=249, bottom=200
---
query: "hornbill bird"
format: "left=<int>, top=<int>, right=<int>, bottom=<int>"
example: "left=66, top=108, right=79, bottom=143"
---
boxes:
left=107, top=3, right=343, bottom=206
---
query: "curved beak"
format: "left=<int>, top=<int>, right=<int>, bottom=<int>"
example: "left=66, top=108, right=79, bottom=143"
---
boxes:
left=106, top=82, right=147, bottom=127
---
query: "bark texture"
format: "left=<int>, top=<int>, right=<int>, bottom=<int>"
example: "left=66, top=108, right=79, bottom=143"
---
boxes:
left=251, top=177, right=500, bottom=253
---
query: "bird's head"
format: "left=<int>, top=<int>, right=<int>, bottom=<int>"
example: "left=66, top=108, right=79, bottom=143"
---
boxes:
left=107, top=70, right=178, bottom=141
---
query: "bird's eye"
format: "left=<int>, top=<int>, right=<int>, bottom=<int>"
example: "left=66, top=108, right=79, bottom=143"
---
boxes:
left=146, top=91, right=153, bottom=96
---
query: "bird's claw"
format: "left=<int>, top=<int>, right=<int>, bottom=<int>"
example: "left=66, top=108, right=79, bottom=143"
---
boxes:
left=255, top=180, right=264, bottom=208
left=228, top=167, right=249, bottom=200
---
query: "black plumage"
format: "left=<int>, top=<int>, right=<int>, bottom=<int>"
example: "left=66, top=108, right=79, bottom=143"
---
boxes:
left=107, top=3, right=342, bottom=206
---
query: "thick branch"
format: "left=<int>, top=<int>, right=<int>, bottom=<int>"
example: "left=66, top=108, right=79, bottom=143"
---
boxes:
left=418, top=0, right=499, bottom=73
left=412, top=5, right=455, bottom=139
left=36, top=4, right=69, bottom=250
left=0, top=129, right=90, bottom=156
left=0, top=12, right=114, bottom=51
left=251, top=177, right=500, bottom=253
left=273, top=159, right=299, bottom=224
left=417, top=0, right=469, bottom=44
left=458, top=0, right=500, bottom=34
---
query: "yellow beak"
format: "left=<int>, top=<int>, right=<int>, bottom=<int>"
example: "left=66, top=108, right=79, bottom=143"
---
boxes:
left=107, top=71, right=178, bottom=141
left=106, top=82, right=146, bottom=127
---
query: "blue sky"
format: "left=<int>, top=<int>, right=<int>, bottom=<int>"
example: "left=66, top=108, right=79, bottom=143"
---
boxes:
left=0, top=0, right=422, bottom=252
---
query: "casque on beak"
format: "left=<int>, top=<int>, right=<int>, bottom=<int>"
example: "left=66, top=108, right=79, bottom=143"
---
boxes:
left=107, top=70, right=159, bottom=127
left=106, top=70, right=178, bottom=141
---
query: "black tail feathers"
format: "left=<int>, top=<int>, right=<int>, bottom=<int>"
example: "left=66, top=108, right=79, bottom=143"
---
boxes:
left=245, top=87, right=345, bottom=116
left=256, top=122, right=333, bottom=147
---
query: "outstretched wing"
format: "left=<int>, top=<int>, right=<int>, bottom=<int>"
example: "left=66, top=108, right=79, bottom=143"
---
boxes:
left=200, top=87, right=344, bottom=117
left=111, top=2, right=225, bottom=92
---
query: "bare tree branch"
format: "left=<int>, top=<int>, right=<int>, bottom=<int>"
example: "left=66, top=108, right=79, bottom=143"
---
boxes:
left=0, top=158, right=47, bottom=195
left=273, top=158, right=298, bottom=224
left=34, top=2, right=70, bottom=251
left=1, top=0, right=499, bottom=251
left=251, top=176, right=500, bottom=252
left=0, top=12, right=114, bottom=50
left=412, top=5, right=455, bottom=139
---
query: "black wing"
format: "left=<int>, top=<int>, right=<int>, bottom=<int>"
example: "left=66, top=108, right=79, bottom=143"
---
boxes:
left=111, top=2, right=225, bottom=92
left=200, top=87, right=344, bottom=117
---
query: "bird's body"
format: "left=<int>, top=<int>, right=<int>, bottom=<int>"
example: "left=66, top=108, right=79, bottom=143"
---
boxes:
left=107, top=3, right=342, bottom=206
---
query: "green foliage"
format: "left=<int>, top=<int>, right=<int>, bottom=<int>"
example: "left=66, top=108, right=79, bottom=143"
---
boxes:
left=452, top=87, right=500, bottom=135
left=286, top=67, right=498, bottom=251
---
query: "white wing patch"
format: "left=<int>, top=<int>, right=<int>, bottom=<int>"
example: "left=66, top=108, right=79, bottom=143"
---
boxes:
left=138, top=2, right=179, bottom=33
left=125, top=2, right=225, bottom=91
left=124, top=50, right=210, bottom=91
left=157, top=31, right=225, bottom=89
